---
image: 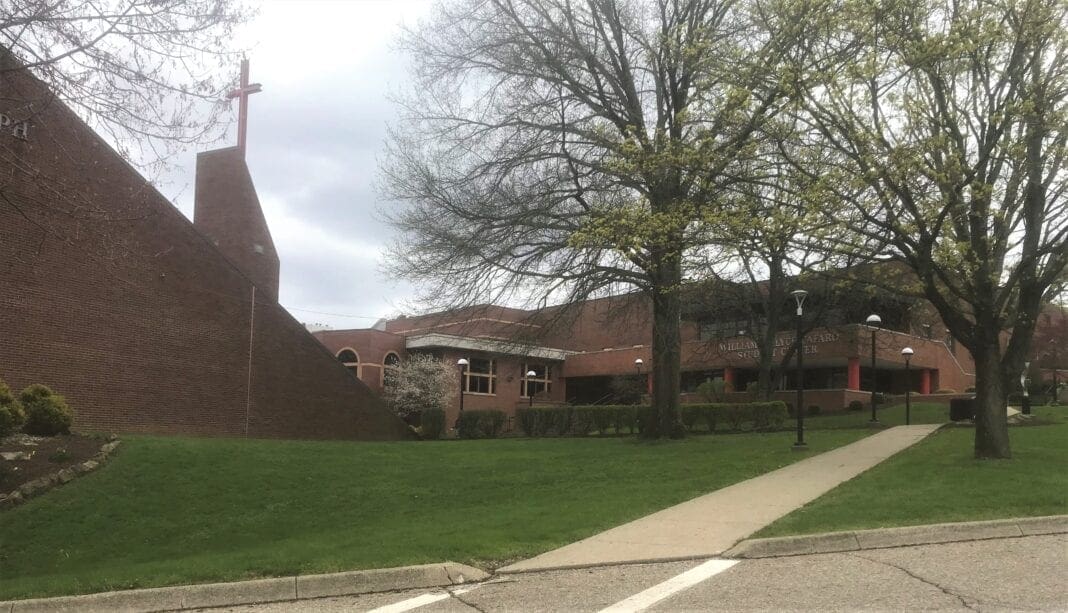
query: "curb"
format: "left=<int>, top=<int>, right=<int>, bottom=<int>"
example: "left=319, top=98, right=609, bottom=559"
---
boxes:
left=0, top=562, right=490, bottom=613
left=723, top=515, right=1068, bottom=559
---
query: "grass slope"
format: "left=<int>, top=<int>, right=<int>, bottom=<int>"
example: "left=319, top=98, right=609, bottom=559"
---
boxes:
left=804, top=402, right=950, bottom=429
left=758, top=406, right=1068, bottom=538
left=1, top=429, right=868, bottom=599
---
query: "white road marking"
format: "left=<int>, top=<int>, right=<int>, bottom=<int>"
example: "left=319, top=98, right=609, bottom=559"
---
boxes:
left=598, top=559, right=740, bottom=613
left=367, top=585, right=477, bottom=613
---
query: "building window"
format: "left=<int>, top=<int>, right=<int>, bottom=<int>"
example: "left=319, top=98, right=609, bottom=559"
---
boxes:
left=337, top=349, right=360, bottom=377
left=383, top=352, right=401, bottom=388
left=464, top=357, right=496, bottom=395
left=522, top=363, right=552, bottom=398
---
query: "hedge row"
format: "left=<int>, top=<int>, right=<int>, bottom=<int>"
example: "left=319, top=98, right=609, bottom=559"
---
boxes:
left=456, top=409, right=507, bottom=439
left=515, top=401, right=789, bottom=437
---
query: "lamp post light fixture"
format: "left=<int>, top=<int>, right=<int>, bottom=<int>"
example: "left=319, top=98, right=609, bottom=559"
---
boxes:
left=1021, top=361, right=1031, bottom=416
left=456, top=358, right=469, bottom=421
left=866, top=314, right=882, bottom=425
left=901, top=347, right=914, bottom=425
left=791, top=289, right=809, bottom=450
left=634, top=358, right=645, bottom=400
left=1051, top=339, right=1059, bottom=404
left=526, top=370, right=537, bottom=408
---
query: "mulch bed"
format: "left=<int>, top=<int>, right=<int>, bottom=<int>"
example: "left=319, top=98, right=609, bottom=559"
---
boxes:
left=0, top=433, right=106, bottom=493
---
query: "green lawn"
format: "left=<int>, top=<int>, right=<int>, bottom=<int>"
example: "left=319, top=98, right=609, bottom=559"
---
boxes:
left=758, top=405, right=1068, bottom=538
left=0, top=429, right=870, bottom=600
left=804, top=402, right=950, bottom=429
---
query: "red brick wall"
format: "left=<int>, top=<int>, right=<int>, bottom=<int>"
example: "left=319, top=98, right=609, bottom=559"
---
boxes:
left=0, top=61, right=408, bottom=441
left=194, top=148, right=280, bottom=301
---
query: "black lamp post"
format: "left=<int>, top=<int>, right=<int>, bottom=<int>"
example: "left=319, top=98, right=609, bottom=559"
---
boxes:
left=634, top=358, right=644, bottom=402
left=1051, top=339, right=1059, bottom=404
left=456, top=358, right=469, bottom=422
left=526, top=369, right=537, bottom=408
left=866, top=314, right=882, bottom=424
left=1021, top=361, right=1031, bottom=416
left=901, top=347, right=914, bottom=425
left=791, top=289, right=808, bottom=450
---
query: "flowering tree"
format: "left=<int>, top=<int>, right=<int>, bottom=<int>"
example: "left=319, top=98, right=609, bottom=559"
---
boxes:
left=384, top=354, right=456, bottom=418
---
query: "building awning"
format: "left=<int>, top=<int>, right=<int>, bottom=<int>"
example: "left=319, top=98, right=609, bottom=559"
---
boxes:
left=405, top=333, right=574, bottom=361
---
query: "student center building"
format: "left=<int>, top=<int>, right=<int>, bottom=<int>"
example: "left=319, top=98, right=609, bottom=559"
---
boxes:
left=315, top=277, right=979, bottom=427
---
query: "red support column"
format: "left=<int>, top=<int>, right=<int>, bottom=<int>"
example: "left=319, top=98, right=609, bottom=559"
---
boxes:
left=723, top=367, right=735, bottom=391
left=847, top=358, right=861, bottom=390
left=920, top=369, right=931, bottom=395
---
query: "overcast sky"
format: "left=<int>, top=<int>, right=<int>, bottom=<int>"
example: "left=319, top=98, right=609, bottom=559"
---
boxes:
left=161, top=0, right=434, bottom=330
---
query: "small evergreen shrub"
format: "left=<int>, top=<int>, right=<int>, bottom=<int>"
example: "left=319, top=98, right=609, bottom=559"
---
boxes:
left=49, top=448, right=72, bottom=463
left=964, top=387, right=976, bottom=393
left=570, top=408, right=595, bottom=436
left=419, top=409, right=446, bottom=440
left=0, top=378, right=26, bottom=438
left=847, top=400, right=864, bottom=412
left=20, top=384, right=73, bottom=436
left=934, top=388, right=956, bottom=394
left=807, top=405, right=821, bottom=416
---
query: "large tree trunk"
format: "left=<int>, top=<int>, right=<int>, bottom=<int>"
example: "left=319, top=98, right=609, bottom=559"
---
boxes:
left=648, top=254, right=684, bottom=439
left=972, top=342, right=1012, bottom=459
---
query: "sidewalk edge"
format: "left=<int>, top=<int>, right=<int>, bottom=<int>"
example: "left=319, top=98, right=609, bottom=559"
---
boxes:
left=0, top=562, right=490, bottom=613
left=723, top=515, right=1068, bottom=559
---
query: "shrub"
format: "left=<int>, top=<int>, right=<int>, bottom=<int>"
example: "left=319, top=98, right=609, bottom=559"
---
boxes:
left=695, top=378, right=726, bottom=403
left=847, top=400, right=864, bottom=412
left=570, top=408, right=595, bottom=436
left=964, top=387, right=976, bottom=393
left=590, top=407, right=613, bottom=434
left=49, top=448, right=73, bottom=463
left=680, top=405, right=703, bottom=431
left=0, top=378, right=26, bottom=438
left=807, top=405, right=821, bottom=416
left=949, top=398, right=975, bottom=421
left=934, top=388, right=956, bottom=394
left=419, top=409, right=446, bottom=440
left=20, top=384, right=73, bottom=436
left=516, top=408, right=538, bottom=436
left=456, top=410, right=506, bottom=439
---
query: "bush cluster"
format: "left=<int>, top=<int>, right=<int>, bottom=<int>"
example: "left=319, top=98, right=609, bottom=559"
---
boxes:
left=20, top=384, right=74, bottom=436
left=847, top=400, right=865, bottom=412
left=456, top=410, right=506, bottom=439
left=0, top=378, right=26, bottom=438
left=419, top=409, right=446, bottom=440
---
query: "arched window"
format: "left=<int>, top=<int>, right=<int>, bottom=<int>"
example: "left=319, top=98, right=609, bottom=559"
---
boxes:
left=383, top=352, right=401, bottom=388
left=337, top=349, right=360, bottom=377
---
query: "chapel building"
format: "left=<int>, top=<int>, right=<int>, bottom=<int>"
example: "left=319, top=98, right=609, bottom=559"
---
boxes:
left=0, top=55, right=408, bottom=440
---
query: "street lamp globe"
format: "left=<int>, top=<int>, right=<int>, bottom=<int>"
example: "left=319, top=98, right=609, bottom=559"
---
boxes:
left=901, top=347, right=914, bottom=358
left=634, top=358, right=643, bottom=371
left=866, top=314, right=882, bottom=325
left=457, top=358, right=469, bottom=367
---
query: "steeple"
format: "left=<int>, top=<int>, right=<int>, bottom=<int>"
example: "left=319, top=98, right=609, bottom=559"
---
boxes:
left=193, top=59, right=279, bottom=301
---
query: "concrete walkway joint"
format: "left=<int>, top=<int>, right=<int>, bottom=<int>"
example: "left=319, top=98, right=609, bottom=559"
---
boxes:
left=499, top=424, right=943, bottom=573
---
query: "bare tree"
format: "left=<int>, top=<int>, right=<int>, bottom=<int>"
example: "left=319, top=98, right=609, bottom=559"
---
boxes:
left=1, top=0, right=250, bottom=169
left=382, top=0, right=828, bottom=438
left=795, top=0, right=1068, bottom=458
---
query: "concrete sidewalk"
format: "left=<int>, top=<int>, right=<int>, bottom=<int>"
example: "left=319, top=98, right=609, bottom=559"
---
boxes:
left=500, top=424, right=942, bottom=573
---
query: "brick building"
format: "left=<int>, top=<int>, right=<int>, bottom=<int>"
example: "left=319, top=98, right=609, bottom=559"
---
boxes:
left=315, top=276, right=982, bottom=427
left=0, top=56, right=408, bottom=440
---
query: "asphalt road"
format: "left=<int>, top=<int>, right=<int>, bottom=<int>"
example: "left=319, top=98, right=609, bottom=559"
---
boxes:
left=202, top=533, right=1067, bottom=612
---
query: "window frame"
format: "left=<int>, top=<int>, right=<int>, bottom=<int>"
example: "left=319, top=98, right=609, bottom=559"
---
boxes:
left=463, top=357, right=497, bottom=396
left=337, top=348, right=360, bottom=378
left=521, top=363, right=552, bottom=398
